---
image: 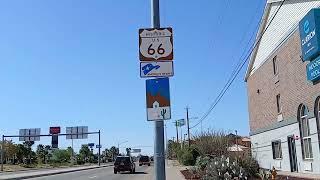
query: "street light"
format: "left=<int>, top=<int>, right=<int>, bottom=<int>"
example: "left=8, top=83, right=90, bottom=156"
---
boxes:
left=118, top=140, right=128, bottom=155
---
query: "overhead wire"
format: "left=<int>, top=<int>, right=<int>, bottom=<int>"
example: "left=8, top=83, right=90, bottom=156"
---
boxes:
left=190, top=0, right=286, bottom=129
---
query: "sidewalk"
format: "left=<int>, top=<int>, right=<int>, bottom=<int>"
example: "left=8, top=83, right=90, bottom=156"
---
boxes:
left=277, top=171, right=320, bottom=180
left=166, top=160, right=187, bottom=180
left=0, top=164, right=112, bottom=180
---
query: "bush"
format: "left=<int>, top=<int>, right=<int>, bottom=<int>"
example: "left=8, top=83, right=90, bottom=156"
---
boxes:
left=176, top=147, right=199, bottom=166
left=194, top=155, right=259, bottom=179
left=192, top=130, right=232, bottom=157
left=181, top=150, right=195, bottom=166
left=238, top=157, right=259, bottom=177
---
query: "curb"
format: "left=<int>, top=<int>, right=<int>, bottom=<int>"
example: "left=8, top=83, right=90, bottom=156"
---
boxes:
left=1, top=165, right=113, bottom=180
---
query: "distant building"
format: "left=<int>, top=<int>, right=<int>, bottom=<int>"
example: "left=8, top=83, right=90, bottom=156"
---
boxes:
left=245, top=0, right=320, bottom=174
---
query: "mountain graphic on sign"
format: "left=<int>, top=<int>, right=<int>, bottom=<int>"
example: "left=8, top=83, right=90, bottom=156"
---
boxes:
left=147, top=92, right=170, bottom=108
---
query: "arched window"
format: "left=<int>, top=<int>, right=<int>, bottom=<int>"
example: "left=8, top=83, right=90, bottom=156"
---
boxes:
left=315, top=97, right=320, bottom=150
left=298, top=104, right=313, bottom=159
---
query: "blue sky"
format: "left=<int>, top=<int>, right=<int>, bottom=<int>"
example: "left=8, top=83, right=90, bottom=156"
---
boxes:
left=0, top=0, right=265, bottom=155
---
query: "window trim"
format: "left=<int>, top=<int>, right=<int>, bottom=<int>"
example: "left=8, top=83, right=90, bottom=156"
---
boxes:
left=314, top=96, right=320, bottom=153
left=272, top=140, right=282, bottom=160
left=273, top=56, right=278, bottom=75
left=276, top=94, right=282, bottom=114
left=302, top=137, right=313, bottom=160
left=298, top=104, right=313, bottom=160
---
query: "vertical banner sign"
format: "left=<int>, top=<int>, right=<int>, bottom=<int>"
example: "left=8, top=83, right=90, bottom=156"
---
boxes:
left=299, top=8, right=320, bottom=62
left=50, top=127, right=61, bottom=149
left=146, top=77, right=171, bottom=121
left=52, top=135, right=58, bottom=148
left=139, top=28, right=173, bottom=61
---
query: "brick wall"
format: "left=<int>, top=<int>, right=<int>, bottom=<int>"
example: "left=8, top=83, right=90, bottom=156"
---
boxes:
left=247, top=30, right=320, bottom=132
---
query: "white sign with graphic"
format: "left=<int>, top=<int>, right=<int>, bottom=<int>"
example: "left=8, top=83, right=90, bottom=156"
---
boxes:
left=139, top=28, right=173, bottom=61
left=140, top=61, right=173, bottom=78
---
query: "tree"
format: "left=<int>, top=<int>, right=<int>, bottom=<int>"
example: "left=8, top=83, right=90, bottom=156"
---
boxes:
left=109, top=146, right=118, bottom=160
left=79, top=145, right=92, bottom=163
left=52, top=149, right=71, bottom=163
left=16, top=144, right=28, bottom=164
left=0, top=140, right=18, bottom=164
left=36, top=144, right=45, bottom=164
left=44, top=145, right=51, bottom=163
left=22, top=141, right=35, bottom=164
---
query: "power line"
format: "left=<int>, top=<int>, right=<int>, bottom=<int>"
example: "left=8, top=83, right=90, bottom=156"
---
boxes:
left=191, top=0, right=286, bottom=129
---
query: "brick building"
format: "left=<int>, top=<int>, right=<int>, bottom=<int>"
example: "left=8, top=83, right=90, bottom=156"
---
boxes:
left=245, top=0, right=320, bottom=174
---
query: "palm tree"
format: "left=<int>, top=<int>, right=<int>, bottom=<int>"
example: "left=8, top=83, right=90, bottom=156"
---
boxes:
left=109, top=146, right=118, bottom=161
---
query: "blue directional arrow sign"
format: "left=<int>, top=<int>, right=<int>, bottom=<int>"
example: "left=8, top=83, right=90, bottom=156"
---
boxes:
left=146, top=77, right=171, bottom=121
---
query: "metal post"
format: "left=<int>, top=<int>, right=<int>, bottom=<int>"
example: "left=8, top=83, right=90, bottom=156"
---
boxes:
left=152, top=0, right=166, bottom=179
left=1, top=135, right=4, bottom=171
left=175, top=121, right=179, bottom=143
left=98, top=130, right=101, bottom=166
left=180, top=126, right=183, bottom=149
left=117, top=143, right=119, bottom=155
left=186, top=107, right=190, bottom=147
left=235, top=130, right=239, bottom=163
left=71, top=138, right=74, bottom=165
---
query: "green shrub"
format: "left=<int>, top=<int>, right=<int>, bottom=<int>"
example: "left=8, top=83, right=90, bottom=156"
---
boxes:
left=238, top=157, right=259, bottom=177
left=181, top=150, right=195, bottom=166
left=194, top=155, right=259, bottom=179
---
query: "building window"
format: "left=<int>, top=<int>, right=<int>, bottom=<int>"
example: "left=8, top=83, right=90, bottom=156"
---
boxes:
left=315, top=97, right=320, bottom=150
left=272, top=140, right=282, bottom=159
left=273, top=56, right=278, bottom=75
left=276, top=94, right=281, bottom=114
left=298, top=104, right=313, bottom=159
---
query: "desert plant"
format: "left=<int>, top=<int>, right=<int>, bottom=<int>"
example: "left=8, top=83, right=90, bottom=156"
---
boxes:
left=192, top=130, right=232, bottom=157
left=194, top=155, right=255, bottom=179
left=257, top=169, right=271, bottom=180
left=238, top=156, right=259, bottom=177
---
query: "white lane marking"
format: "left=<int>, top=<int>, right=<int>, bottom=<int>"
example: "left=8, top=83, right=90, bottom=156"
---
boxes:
left=88, top=175, right=97, bottom=179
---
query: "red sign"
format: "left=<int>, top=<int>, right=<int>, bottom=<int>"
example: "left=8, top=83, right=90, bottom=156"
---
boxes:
left=50, top=127, right=61, bottom=134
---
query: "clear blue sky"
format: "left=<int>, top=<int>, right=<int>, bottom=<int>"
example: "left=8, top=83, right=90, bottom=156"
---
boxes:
left=0, top=0, right=265, bottom=155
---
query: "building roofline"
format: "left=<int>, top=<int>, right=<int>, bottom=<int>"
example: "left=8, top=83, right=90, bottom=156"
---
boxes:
left=244, top=2, right=272, bottom=82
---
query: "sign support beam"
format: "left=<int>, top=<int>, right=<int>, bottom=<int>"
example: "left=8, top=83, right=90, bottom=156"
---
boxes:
left=152, top=0, right=166, bottom=179
left=1, top=135, right=4, bottom=172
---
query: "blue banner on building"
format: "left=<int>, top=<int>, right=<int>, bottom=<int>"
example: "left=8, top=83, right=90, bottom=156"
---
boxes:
left=306, top=56, right=320, bottom=82
left=299, top=8, right=320, bottom=62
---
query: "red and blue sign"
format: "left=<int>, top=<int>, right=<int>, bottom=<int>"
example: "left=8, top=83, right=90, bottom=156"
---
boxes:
left=299, top=8, right=320, bottom=62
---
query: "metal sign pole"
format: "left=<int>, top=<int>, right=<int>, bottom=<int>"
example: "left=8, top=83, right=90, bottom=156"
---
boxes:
left=71, top=138, right=74, bottom=165
left=1, top=135, right=4, bottom=171
left=98, top=130, right=101, bottom=166
left=152, top=0, right=166, bottom=179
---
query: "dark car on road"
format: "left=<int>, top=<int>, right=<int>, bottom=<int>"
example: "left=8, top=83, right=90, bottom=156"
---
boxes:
left=114, top=156, right=135, bottom=174
left=139, top=155, right=151, bottom=166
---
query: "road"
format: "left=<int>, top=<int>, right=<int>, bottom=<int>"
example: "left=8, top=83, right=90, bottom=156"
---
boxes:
left=29, top=164, right=154, bottom=180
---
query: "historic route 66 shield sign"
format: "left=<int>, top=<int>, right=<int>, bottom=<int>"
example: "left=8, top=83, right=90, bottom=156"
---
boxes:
left=139, top=28, right=173, bottom=61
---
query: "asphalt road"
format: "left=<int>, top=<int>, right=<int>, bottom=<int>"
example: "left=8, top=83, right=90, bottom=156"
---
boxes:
left=29, top=164, right=154, bottom=180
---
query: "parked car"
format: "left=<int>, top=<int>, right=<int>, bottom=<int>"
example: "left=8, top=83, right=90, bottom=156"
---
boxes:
left=139, top=155, right=151, bottom=166
left=114, top=156, right=135, bottom=174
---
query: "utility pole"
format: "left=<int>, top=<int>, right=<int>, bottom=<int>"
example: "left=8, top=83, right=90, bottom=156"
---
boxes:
left=235, top=130, right=239, bottom=163
left=1, top=135, right=4, bottom=171
left=175, top=121, right=179, bottom=143
left=71, top=138, right=74, bottom=165
left=98, top=130, right=101, bottom=166
left=152, top=0, right=166, bottom=179
left=186, top=106, right=190, bottom=147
